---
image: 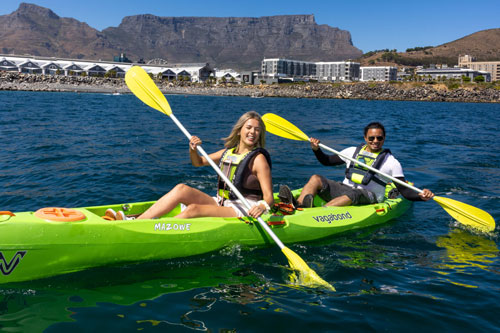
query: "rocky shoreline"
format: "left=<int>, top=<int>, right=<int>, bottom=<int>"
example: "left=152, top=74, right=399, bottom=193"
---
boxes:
left=1, top=72, right=499, bottom=103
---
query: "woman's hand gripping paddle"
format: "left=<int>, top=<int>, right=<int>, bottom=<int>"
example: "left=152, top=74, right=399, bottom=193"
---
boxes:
left=262, top=113, right=496, bottom=234
left=125, top=66, right=335, bottom=291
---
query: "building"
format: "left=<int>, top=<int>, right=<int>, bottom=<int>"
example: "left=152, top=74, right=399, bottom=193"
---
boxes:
left=360, top=66, right=397, bottom=82
left=104, top=65, right=126, bottom=78
left=113, top=53, right=132, bottom=63
left=316, top=61, right=360, bottom=82
left=459, top=55, right=500, bottom=82
left=240, top=71, right=260, bottom=85
left=261, top=58, right=316, bottom=78
left=0, top=58, right=17, bottom=71
left=64, top=63, right=85, bottom=76
left=169, top=63, right=214, bottom=82
left=416, top=67, right=491, bottom=82
left=261, top=58, right=360, bottom=82
left=41, top=62, right=63, bottom=75
left=215, top=69, right=241, bottom=83
left=0, top=54, right=215, bottom=82
left=18, top=60, right=42, bottom=74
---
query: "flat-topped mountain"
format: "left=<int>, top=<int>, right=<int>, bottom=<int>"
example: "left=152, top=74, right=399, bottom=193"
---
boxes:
left=0, top=3, right=363, bottom=70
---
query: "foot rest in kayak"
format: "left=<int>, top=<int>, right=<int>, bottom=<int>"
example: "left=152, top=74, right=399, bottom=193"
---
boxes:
left=34, top=207, right=86, bottom=222
left=374, top=205, right=388, bottom=216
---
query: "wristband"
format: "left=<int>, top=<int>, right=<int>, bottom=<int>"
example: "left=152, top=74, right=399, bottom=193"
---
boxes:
left=257, top=200, right=270, bottom=213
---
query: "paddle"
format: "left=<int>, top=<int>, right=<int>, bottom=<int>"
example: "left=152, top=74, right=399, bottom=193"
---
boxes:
left=262, top=113, right=496, bottom=233
left=125, top=66, right=335, bottom=291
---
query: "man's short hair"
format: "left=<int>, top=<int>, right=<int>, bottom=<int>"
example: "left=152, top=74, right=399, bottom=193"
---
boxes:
left=364, top=122, right=386, bottom=137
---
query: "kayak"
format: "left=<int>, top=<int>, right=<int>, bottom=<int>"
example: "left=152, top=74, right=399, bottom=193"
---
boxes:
left=0, top=185, right=411, bottom=284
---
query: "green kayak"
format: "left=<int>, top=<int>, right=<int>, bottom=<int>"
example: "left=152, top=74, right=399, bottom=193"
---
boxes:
left=0, top=185, right=411, bottom=284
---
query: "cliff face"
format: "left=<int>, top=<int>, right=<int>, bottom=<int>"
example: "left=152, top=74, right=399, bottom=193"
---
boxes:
left=0, top=3, right=362, bottom=69
left=103, top=14, right=363, bottom=69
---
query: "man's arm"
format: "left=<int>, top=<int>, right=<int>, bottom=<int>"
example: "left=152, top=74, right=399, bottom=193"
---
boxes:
left=394, top=177, right=434, bottom=201
left=313, top=148, right=344, bottom=166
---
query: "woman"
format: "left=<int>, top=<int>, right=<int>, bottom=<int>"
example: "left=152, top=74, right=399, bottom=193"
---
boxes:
left=109, top=111, right=273, bottom=220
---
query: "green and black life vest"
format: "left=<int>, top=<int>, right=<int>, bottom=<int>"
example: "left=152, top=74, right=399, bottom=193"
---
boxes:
left=345, top=144, right=391, bottom=187
left=217, top=147, right=272, bottom=200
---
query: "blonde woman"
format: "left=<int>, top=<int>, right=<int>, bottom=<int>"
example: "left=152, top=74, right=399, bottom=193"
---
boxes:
left=110, top=111, right=273, bottom=220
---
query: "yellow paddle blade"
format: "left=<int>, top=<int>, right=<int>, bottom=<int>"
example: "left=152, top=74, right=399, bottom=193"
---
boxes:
left=282, top=247, right=335, bottom=291
left=125, top=66, right=172, bottom=116
left=434, top=196, right=496, bottom=233
left=262, top=113, right=309, bottom=141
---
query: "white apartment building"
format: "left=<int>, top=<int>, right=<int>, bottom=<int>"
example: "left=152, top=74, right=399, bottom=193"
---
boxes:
left=360, top=66, right=397, bottom=82
left=316, top=61, right=360, bottom=82
left=261, top=58, right=316, bottom=78
left=261, top=58, right=360, bottom=82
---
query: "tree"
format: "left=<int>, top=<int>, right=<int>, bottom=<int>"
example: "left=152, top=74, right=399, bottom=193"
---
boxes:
left=462, top=76, right=471, bottom=83
left=474, top=75, right=485, bottom=83
left=105, top=70, right=117, bottom=78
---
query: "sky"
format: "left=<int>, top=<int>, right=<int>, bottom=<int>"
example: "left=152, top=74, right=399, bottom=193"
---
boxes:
left=2, top=0, right=499, bottom=53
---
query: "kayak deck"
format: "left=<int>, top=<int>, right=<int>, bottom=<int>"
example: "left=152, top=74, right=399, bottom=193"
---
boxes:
left=0, top=186, right=411, bottom=284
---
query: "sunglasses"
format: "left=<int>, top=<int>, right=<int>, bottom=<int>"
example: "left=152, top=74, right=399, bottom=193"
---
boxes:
left=367, top=136, right=385, bottom=142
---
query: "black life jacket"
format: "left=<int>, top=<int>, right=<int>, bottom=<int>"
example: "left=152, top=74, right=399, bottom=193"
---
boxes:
left=217, top=147, right=272, bottom=200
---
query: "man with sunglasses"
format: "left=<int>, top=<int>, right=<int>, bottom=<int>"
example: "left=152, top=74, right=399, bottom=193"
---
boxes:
left=279, top=122, right=434, bottom=207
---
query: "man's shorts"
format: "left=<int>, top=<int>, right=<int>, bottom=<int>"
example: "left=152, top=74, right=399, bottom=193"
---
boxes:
left=317, top=175, right=377, bottom=205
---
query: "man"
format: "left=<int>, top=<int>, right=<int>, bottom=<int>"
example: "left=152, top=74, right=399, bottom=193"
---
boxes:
left=279, top=122, right=434, bottom=208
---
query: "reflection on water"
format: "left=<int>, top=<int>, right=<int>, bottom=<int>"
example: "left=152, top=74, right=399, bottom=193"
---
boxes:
left=435, top=229, right=499, bottom=288
left=0, top=259, right=264, bottom=332
left=1, top=92, right=500, bottom=331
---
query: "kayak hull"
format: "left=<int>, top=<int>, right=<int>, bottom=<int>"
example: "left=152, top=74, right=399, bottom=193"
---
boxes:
left=0, top=193, right=411, bottom=284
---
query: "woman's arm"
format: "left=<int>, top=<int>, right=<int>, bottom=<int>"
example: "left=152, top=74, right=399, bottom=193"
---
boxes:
left=189, top=136, right=225, bottom=167
left=247, top=153, right=274, bottom=218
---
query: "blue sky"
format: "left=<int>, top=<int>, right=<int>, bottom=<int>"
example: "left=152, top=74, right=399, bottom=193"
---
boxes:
left=2, top=0, right=499, bottom=53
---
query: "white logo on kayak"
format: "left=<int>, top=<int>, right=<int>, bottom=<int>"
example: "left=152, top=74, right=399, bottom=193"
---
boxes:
left=312, top=212, right=352, bottom=224
left=154, top=223, right=191, bottom=231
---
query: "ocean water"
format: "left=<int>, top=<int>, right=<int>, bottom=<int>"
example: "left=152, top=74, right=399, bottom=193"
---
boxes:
left=0, top=91, right=499, bottom=332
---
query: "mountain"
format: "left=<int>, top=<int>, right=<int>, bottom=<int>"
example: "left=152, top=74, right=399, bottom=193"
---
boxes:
left=0, top=3, right=363, bottom=70
left=0, top=3, right=116, bottom=59
left=406, top=28, right=500, bottom=61
left=359, top=28, right=500, bottom=67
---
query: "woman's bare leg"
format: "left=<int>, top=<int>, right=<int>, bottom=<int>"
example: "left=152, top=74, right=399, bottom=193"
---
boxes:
left=175, top=204, right=237, bottom=219
left=137, top=184, right=216, bottom=219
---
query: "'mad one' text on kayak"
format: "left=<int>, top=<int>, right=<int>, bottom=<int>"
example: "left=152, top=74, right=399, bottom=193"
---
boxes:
left=154, top=223, right=192, bottom=231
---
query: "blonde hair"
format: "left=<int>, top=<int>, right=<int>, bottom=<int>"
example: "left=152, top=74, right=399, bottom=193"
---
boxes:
left=223, top=111, right=266, bottom=149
